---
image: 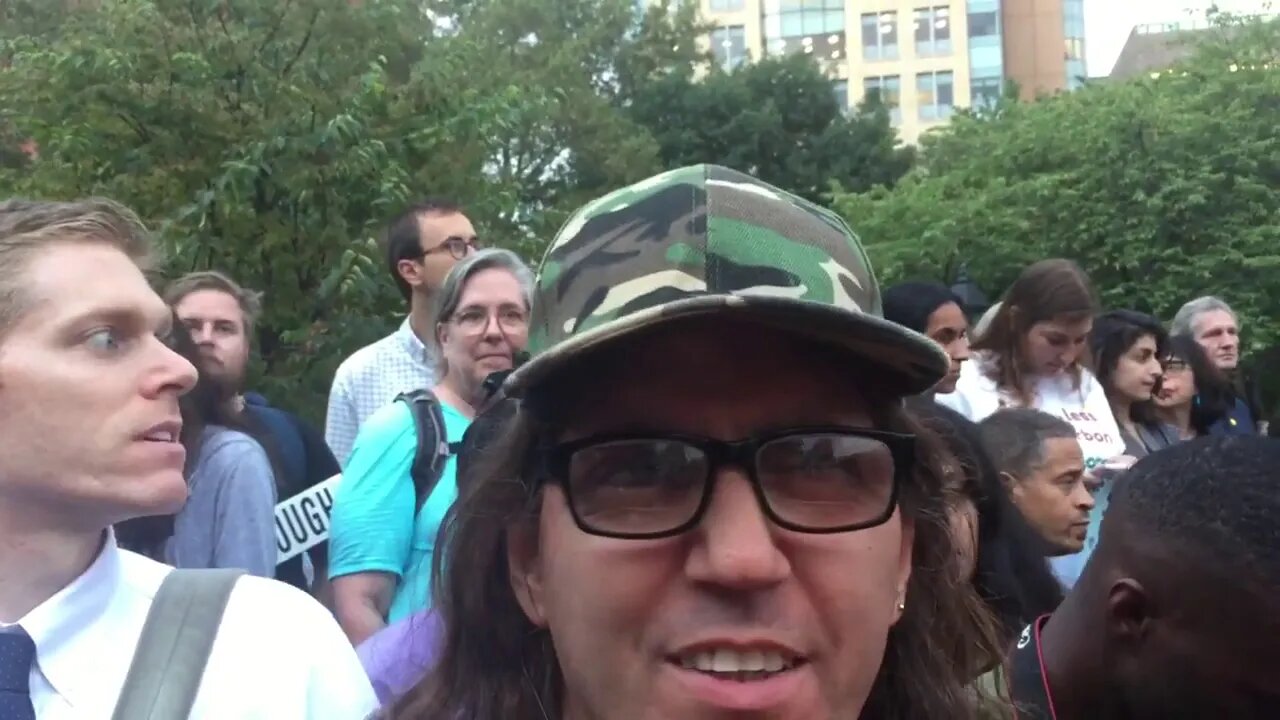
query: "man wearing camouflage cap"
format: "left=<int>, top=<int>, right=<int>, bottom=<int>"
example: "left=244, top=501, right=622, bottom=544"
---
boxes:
left=385, top=165, right=997, bottom=719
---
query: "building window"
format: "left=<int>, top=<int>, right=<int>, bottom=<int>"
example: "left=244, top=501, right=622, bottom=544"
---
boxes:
left=968, top=10, right=998, bottom=38
left=1064, top=37, right=1085, bottom=61
left=765, top=0, right=844, bottom=39
left=970, top=76, right=1001, bottom=108
left=860, top=12, right=899, bottom=61
left=863, top=75, right=902, bottom=124
left=917, top=70, right=954, bottom=121
left=914, top=6, right=952, bottom=57
left=709, top=0, right=745, bottom=11
left=833, top=79, right=849, bottom=112
left=711, top=25, right=748, bottom=69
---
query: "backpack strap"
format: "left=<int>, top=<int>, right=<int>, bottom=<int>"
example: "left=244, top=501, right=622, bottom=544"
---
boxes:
left=111, top=568, right=244, bottom=720
left=397, top=389, right=455, bottom=511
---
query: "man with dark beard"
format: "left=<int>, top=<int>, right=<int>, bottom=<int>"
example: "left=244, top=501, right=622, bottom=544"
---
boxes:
left=167, top=271, right=340, bottom=594
left=1004, top=435, right=1280, bottom=719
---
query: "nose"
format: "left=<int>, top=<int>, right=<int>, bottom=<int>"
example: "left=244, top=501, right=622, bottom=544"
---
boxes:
left=953, top=335, right=971, bottom=362
left=480, top=314, right=505, bottom=341
left=143, top=338, right=198, bottom=398
left=684, top=468, right=790, bottom=590
left=1147, top=359, right=1163, bottom=379
left=1074, top=480, right=1097, bottom=510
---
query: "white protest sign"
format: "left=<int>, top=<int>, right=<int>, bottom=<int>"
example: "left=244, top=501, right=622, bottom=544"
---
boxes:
left=275, top=473, right=342, bottom=565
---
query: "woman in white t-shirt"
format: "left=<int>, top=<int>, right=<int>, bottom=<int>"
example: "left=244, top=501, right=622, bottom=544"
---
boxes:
left=936, top=259, right=1126, bottom=588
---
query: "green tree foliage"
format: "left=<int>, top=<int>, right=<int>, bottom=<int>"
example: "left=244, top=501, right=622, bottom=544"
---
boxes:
left=423, top=0, right=707, bottom=247
left=625, top=53, right=915, bottom=204
left=831, top=14, right=1280, bottom=354
left=0, top=0, right=704, bottom=420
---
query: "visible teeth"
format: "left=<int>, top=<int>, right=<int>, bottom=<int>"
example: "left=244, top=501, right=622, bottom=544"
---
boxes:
left=712, top=649, right=736, bottom=672
left=681, top=649, right=794, bottom=674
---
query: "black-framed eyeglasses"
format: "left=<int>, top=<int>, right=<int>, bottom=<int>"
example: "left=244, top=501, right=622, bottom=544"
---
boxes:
left=539, top=426, right=914, bottom=539
left=1163, top=357, right=1189, bottom=372
left=421, top=236, right=479, bottom=261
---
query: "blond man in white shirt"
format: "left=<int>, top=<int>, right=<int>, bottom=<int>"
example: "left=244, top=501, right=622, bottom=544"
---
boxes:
left=0, top=198, right=376, bottom=719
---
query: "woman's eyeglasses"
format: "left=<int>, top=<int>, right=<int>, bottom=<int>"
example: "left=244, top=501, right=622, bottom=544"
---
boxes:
left=539, top=427, right=914, bottom=539
left=1163, top=357, right=1189, bottom=372
left=451, top=306, right=528, bottom=335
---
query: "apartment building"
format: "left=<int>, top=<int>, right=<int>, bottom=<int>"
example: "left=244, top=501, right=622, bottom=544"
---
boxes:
left=696, top=0, right=1086, bottom=143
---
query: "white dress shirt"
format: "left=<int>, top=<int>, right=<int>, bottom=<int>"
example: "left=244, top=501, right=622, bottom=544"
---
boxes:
left=5, top=532, right=377, bottom=719
left=324, top=318, right=436, bottom=466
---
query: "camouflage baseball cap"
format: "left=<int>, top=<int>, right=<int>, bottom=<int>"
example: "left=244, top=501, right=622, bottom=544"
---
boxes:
left=504, top=165, right=948, bottom=397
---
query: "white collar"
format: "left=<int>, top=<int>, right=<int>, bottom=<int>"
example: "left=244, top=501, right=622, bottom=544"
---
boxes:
left=18, top=530, right=123, bottom=707
left=394, top=317, right=431, bottom=363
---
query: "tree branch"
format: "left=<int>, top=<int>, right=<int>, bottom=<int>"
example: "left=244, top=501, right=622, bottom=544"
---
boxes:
left=116, top=112, right=151, bottom=143
left=256, top=0, right=294, bottom=59
left=281, top=9, right=320, bottom=80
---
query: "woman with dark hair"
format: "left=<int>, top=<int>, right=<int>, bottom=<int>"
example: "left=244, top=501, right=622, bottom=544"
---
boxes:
left=115, top=316, right=279, bottom=577
left=908, top=399, right=1064, bottom=652
left=383, top=168, right=1009, bottom=719
left=883, top=281, right=971, bottom=394
left=1154, top=334, right=1237, bottom=439
left=1089, top=310, right=1181, bottom=456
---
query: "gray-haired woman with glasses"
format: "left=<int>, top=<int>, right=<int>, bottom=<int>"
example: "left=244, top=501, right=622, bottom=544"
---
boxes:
left=329, top=248, right=533, bottom=647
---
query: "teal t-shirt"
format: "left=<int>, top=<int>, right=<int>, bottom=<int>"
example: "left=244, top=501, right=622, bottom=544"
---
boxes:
left=328, top=398, right=471, bottom=622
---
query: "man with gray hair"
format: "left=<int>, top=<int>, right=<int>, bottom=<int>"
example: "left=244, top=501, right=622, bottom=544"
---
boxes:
left=979, top=408, right=1094, bottom=559
left=0, top=198, right=375, bottom=717
left=1170, top=295, right=1259, bottom=434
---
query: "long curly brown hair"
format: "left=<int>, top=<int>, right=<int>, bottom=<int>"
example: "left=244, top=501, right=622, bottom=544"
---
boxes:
left=384, top=386, right=1010, bottom=719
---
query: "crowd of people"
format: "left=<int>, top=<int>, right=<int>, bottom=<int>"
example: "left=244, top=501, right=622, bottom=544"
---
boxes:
left=0, top=163, right=1276, bottom=719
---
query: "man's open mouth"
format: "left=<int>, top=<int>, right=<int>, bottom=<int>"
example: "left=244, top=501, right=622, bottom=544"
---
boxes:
left=672, top=648, right=805, bottom=682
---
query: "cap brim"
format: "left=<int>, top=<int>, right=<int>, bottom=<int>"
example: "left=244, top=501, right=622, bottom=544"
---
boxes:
left=505, top=294, right=949, bottom=399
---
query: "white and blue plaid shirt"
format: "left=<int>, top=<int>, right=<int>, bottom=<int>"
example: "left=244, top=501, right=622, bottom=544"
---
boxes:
left=324, top=319, right=437, bottom=466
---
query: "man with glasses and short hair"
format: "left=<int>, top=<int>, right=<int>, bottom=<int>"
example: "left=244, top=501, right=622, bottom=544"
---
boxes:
left=379, top=166, right=1006, bottom=719
left=325, top=199, right=479, bottom=465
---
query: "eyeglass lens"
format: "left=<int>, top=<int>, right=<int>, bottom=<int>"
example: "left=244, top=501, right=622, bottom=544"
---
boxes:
left=563, top=432, right=897, bottom=536
left=454, top=306, right=528, bottom=334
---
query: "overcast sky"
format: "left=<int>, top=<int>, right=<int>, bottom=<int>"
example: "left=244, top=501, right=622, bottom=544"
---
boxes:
left=1085, top=0, right=1273, bottom=75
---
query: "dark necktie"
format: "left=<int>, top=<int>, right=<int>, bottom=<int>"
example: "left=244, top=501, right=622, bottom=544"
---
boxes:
left=0, top=630, right=37, bottom=720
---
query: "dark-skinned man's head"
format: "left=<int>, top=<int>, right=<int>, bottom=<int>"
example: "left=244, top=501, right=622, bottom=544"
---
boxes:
left=1070, top=435, right=1280, bottom=719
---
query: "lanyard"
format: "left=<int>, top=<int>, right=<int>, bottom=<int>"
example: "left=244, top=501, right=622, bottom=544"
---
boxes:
left=1009, top=615, right=1058, bottom=720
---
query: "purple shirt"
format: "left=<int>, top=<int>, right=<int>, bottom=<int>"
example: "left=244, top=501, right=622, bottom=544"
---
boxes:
left=356, top=610, right=443, bottom=705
